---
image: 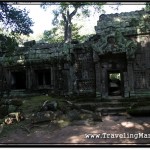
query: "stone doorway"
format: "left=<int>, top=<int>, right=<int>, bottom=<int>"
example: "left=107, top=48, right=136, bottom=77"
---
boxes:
left=108, top=70, right=123, bottom=96
left=35, top=69, right=51, bottom=89
left=11, top=71, right=26, bottom=89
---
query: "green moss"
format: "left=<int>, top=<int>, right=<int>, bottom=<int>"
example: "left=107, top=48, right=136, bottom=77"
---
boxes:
left=20, top=95, right=52, bottom=114
left=0, top=118, right=31, bottom=137
left=57, top=120, right=71, bottom=128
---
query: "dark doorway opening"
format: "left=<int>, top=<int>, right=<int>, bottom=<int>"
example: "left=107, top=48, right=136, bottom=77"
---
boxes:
left=35, top=69, right=51, bottom=86
left=108, top=71, right=123, bottom=96
left=11, top=71, right=26, bottom=89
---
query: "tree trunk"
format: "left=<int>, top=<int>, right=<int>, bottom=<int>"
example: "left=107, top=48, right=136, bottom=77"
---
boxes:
left=67, top=17, right=72, bottom=43
left=63, top=18, right=72, bottom=43
left=64, top=21, right=68, bottom=42
left=62, top=7, right=78, bottom=43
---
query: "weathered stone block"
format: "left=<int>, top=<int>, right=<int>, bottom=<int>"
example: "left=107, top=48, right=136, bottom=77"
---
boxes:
left=31, top=111, right=56, bottom=124
left=8, top=99, right=23, bottom=106
left=8, top=105, right=17, bottom=113
left=66, top=109, right=81, bottom=121
left=0, top=105, right=8, bottom=118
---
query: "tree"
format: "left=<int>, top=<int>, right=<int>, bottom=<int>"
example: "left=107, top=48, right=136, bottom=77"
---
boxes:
left=0, top=2, right=34, bottom=36
left=41, top=2, right=105, bottom=43
left=0, top=3, right=34, bottom=99
left=42, top=27, right=63, bottom=43
left=0, top=34, right=18, bottom=53
left=41, top=22, right=87, bottom=43
left=145, top=2, right=150, bottom=11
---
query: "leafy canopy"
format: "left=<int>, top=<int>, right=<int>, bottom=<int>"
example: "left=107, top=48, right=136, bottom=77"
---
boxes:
left=41, top=23, right=87, bottom=43
left=0, top=2, right=34, bottom=36
left=145, top=2, right=150, bottom=11
left=41, top=2, right=105, bottom=42
left=0, top=34, right=18, bottom=52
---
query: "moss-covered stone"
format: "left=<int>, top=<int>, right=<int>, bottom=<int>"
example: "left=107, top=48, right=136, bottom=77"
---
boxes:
left=127, top=106, right=150, bottom=116
left=8, top=99, right=23, bottom=106
left=0, top=105, right=8, bottom=118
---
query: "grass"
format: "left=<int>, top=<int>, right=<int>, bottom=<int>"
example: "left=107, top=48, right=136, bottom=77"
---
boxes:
left=0, top=95, right=54, bottom=138
left=0, top=118, right=30, bottom=138
left=20, top=95, right=53, bottom=114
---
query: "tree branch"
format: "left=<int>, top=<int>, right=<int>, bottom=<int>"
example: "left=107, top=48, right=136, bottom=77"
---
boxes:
left=70, top=7, right=78, bottom=19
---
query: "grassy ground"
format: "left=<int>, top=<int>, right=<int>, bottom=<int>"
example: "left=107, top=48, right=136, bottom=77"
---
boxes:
left=20, top=95, right=53, bottom=114
left=0, top=95, right=54, bottom=137
left=1, top=95, right=150, bottom=138
left=0, top=95, right=75, bottom=138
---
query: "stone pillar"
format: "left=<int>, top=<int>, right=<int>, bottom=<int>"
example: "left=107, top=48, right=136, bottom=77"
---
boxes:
left=26, top=68, right=30, bottom=90
left=68, top=65, right=75, bottom=95
left=101, top=67, right=108, bottom=98
left=145, top=70, right=149, bottom=89
left=95, top=62, right=102, bottom=97
left=93, top=51, right=102, bottom=98
left=26, top=67, right=35, bottom=90
left=123, top=72, right=128, bottom=97
left=30, top=68, right=36, bottom=90
left=5, top=69, right=12, bottom=92
left=127, top=60, right=134, bottom=96
left=51, top=67, right=55, bottom=88
left=100, top=62, right=109, bottom=98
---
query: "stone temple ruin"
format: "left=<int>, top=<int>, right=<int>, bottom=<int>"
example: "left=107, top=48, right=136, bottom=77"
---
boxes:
left=0, top=10, right=150, bottom=98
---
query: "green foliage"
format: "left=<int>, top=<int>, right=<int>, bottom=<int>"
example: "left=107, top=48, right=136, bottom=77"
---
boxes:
left=129, top=18, right=139, bottom=26
left=0, top=2, right=34, bottom=35
left=71, top=23, right=87, bottom=42
left=145, top=2, right=150, bottom=11
left=42, top=27, right=64, bottom=43
left=41, top=23, right=87, bottom=43
left=20, top=95, right=52, bottom=114
left=109, top=73, right=120, bottom=80
left=0, top=34, right=18, bottom=52
left=41, top=2, right=105, bottom=42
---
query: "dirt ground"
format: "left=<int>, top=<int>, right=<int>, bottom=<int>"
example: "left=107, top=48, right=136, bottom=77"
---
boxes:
left=0, top=115, right=150, bottom=145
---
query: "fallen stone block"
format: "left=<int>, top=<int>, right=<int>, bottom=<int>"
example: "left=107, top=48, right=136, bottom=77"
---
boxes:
left=66, top=109, right=81, bottom=121
left=31, top=111, right=56, bottom=124
left=0, top=105, right=8, bottom=118
left=8, top=99, right=23, bottom=106
left=92, top=112, right=102, bottom=122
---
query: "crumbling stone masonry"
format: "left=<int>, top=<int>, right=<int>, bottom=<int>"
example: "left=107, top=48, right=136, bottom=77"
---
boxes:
left=0, top=10, right=150, bottom=98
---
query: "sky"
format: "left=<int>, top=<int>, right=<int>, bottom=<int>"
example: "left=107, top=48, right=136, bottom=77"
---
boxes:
left=14, top=2, right=145, bottom=41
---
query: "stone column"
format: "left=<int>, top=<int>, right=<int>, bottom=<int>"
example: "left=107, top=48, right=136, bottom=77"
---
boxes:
left=100, top=62, right=109, bottom=98
left=145, top=70, right=149, bottom=89
left=26, top=68, right=30, bottom=90
left=30, top=68, right=36, bottom=90
left=123, top=72, right=129, bottom=97
left=68, top=65, right=75, bottom=95
left=93, top=51, right=102, bottom=98
left=51, top=66, right=54, bottom=89
left=5, top=69, right=12, bottom=94
left=127, top=60, right=134, bottom=96
left=95, top=62, right=102, bottom=97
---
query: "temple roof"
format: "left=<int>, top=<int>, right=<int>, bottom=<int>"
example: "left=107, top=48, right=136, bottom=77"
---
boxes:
left=95, top=10, right=150, bottom=35
left=90, top=10, right=150, bottom=58
left=0, top=42, right=71, bottom=67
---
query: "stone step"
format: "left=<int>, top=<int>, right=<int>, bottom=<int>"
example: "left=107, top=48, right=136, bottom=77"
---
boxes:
left=76, top=102, right=131, bottom=107
left=3, top=91, right=40, bottom=98
left=95, top=107, right=127, bottom=116
left=96, top=107, right=127, bottom=113
left=76, top=101, right=150, bottom=109
left=95, top=97, right=150, bottom=102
